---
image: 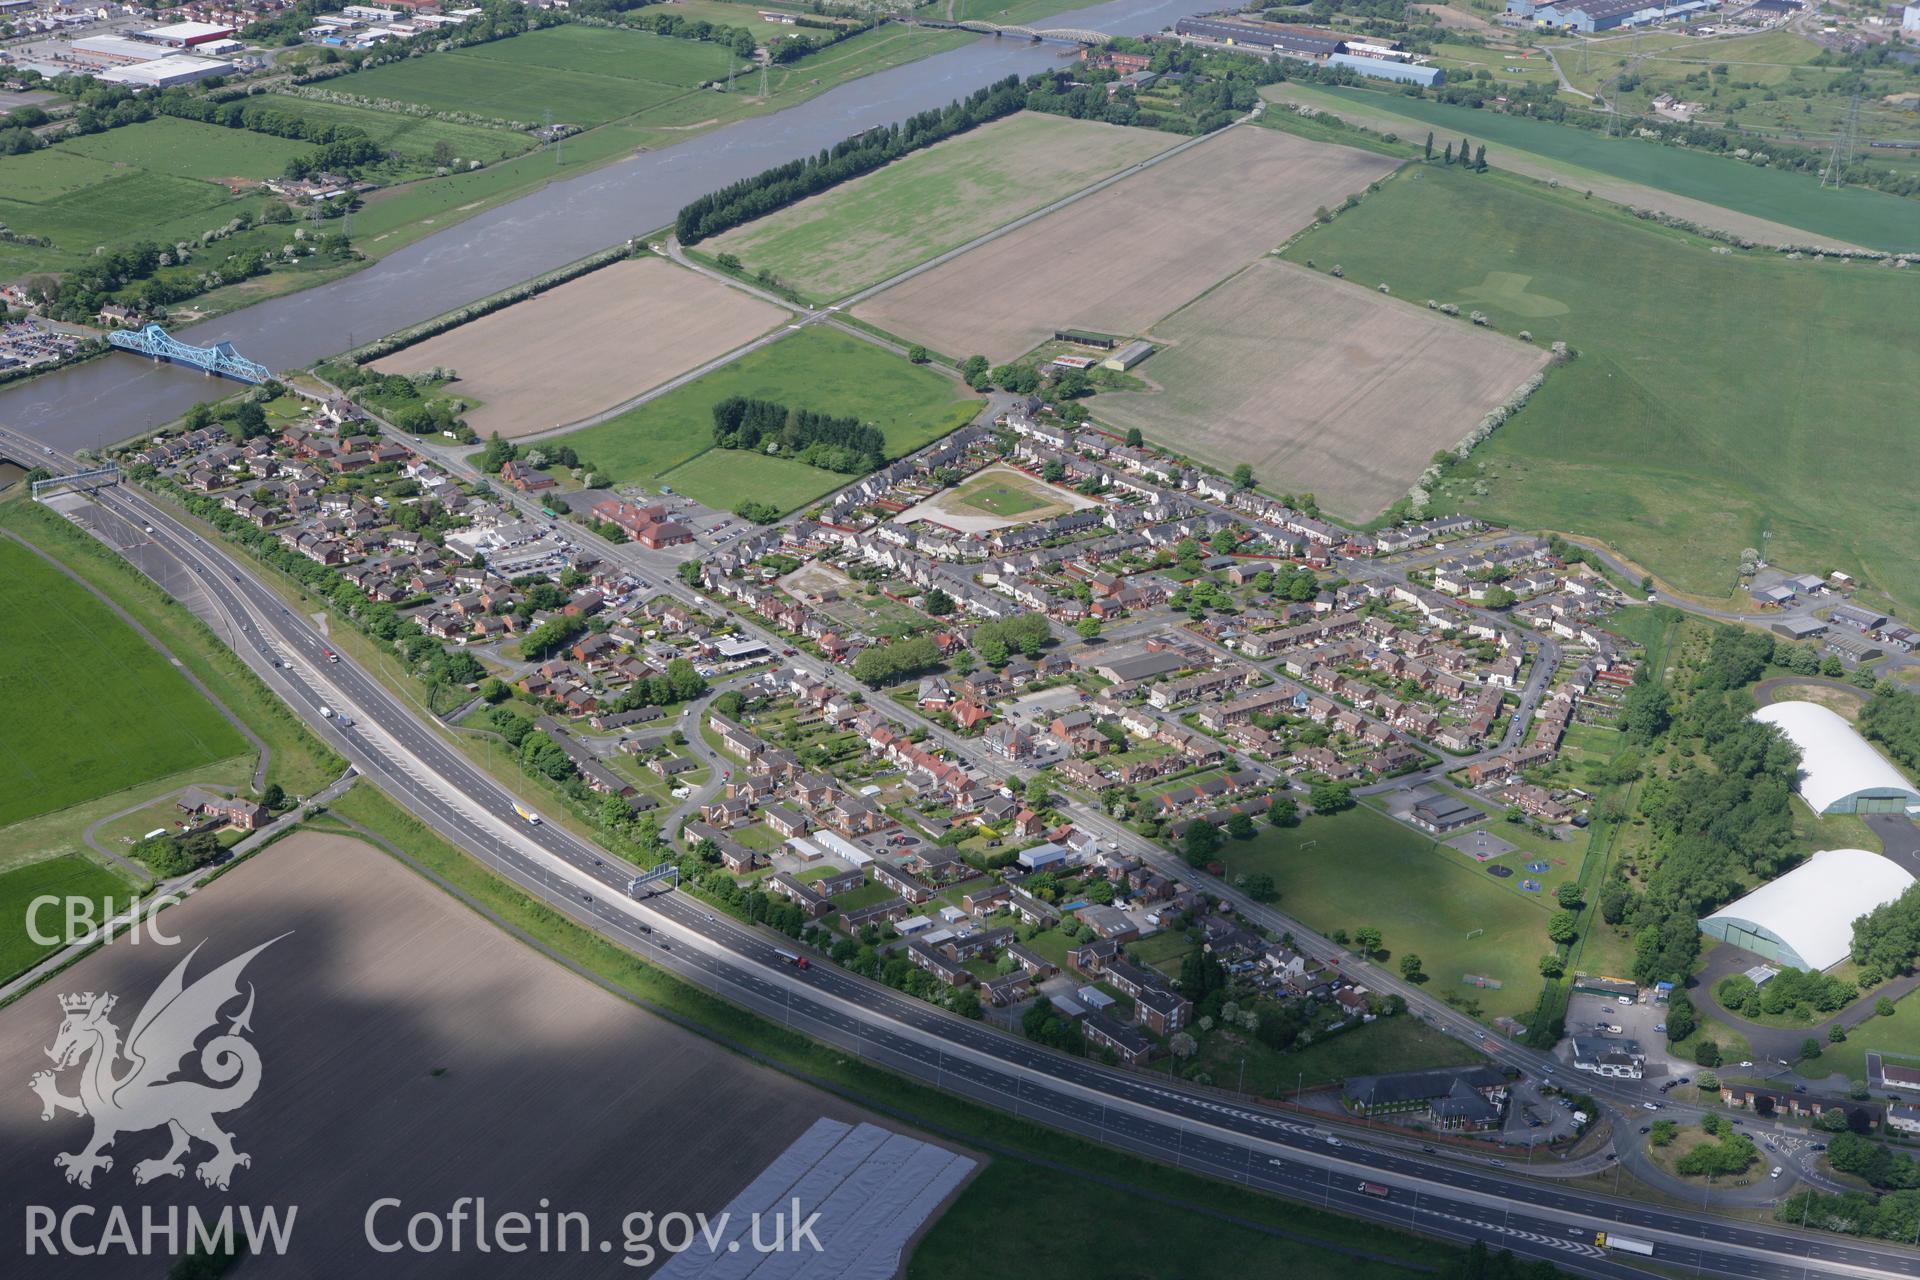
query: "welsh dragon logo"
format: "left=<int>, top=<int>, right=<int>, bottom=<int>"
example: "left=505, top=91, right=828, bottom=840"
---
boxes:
left=30, top=937, right=283, bottom=1191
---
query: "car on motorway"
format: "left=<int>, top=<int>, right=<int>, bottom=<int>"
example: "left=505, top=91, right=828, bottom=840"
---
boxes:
left=1488, top=1159, right=1505, bottom=1168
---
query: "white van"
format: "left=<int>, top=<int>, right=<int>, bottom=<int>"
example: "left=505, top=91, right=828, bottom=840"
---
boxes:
left=320, top=706, right=335, bottom=719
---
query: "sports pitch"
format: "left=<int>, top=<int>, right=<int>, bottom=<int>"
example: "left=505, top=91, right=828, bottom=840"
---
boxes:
left=371, top=257, right=789, bottom=439
left=1215, top=804, right=1553, bottom=1021
left=956, top=479, right=1046, bottom=517
left=1283, top=164, right=1920, bottom=613
left=1091, top=258, right=1548, bottom=521
left=893, top=465, right=1095, bottom=534
left=707, top=112, right=1178, bottom=299
left=0, top=538, right=248, bottom=830
left=855, top=126, right=1397, bottom=362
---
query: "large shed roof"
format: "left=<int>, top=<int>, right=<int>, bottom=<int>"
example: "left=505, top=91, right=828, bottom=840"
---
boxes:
left=1701, top=849, right=1914, bottom=971
left=1754, top=700, right=1920, bottom=815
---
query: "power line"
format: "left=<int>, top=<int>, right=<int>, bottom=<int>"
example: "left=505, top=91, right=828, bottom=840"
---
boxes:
left=1821, top=89, right=1860, bottom=189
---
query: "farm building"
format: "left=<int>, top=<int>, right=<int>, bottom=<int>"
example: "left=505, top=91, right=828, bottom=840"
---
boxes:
left=1328, top=52, right=1443, bottom=85
left=1102, top=340, right=1154, bottom=371
left=1770, top=617, right=1827, bottom=641
left=1699, top=849, right=1915, bottom=971
left=1754, top=700, right=1920, bottom=815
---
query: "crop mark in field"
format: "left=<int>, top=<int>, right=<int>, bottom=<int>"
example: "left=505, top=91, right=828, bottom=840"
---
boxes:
left=1459, top=272, right=1568, bottom=318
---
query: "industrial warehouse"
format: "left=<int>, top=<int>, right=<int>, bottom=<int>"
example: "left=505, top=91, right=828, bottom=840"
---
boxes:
left=1171, top=14, right=1445, bottom=85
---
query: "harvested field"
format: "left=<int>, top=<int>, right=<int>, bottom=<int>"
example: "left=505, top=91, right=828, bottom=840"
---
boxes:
left=894, top=465, right=1095, bottom=534
left=1091, top=259, right=1548, bottom=521
left=0, top=831, right=942, bottom=1275
left=854, top=127, right=1396, bottom=362
left=370, top=257, right=788, bottom=439
left=707, top=112, right=1177, bottom=299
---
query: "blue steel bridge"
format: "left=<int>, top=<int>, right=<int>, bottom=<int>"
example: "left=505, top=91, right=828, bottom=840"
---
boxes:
left=107, top=324, right=273, bottom=385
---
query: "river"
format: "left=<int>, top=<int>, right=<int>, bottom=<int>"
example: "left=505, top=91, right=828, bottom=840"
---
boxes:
left=1, top=0, right=1223, bottom=451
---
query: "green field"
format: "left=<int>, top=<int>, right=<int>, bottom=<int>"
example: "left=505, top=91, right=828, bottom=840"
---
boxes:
left=1280, top=165, right=1918, bottom=614
left=0, top=160, right=241, bottom=278
left=0, top=855, right=132, bottom=982
left=250, top=95, right=534, bottom=167
left=1284, top=85, right=1919, bottom=252
left=0, top=537, right=249, bottom=829
left=1214, top=804, right=1555, bottom=1021
left=552, top=327, right=980, bottom=511
left=1197, top=1013, right=1488, bottom=1095
left=333, top=26, right=742, bottom=127
left=707, top=112, right=1175, bottom=299
left=58, top=116, right=313, bottom=181
left=654, top=0, right=818, bottom=38
left=908, top=1158, right=1439, bottom=1280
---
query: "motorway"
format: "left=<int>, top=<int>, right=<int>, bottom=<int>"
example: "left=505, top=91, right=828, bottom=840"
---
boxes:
left=11, top=433, right=1920, bottom=1279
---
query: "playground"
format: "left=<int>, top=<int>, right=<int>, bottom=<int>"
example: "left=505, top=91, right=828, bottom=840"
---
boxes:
left=1214, top=804, right=1555, bottom=1023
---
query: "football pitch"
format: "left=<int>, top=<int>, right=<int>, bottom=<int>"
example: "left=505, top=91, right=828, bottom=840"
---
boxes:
left=1216, top=805, right=1554, bottom=1022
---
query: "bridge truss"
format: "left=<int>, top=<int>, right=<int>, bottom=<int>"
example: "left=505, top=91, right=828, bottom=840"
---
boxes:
left=955, top=20, right=1109, bottom=44
left=107, top=324, right=273, bottom=385
left=31, top=462, right=120, bottom=502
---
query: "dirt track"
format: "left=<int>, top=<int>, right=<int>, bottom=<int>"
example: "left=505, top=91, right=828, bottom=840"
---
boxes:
left=0, top=829, right=920, bottom=1276
left=371, top=258, right=789, bottom=439
left=855, top=127, right=1397, bottom=362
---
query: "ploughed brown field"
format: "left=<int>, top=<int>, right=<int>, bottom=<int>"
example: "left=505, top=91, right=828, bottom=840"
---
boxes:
left=0, top=830, right=939, bottom=1276
left=371, top=257, right=789, bottom=438
left=853, top=126, right=1396, bottom=362
left=1091, top=259, right=1550, bottom=521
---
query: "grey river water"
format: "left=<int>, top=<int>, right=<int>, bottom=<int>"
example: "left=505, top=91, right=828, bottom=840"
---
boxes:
left=1, top=0, right=1224, bottom=451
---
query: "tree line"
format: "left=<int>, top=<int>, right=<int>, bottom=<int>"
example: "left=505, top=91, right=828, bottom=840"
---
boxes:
left=711, top=396, right=885, bottom=474
left=675, top=75, right=1030, bottom=243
